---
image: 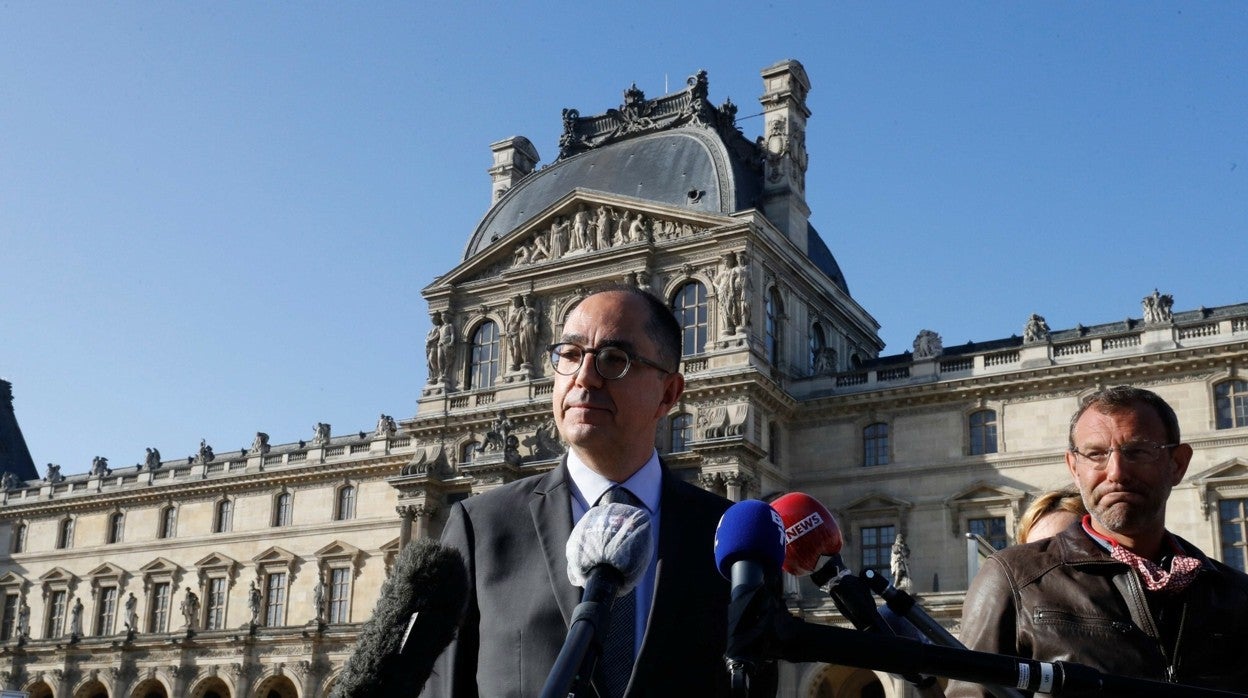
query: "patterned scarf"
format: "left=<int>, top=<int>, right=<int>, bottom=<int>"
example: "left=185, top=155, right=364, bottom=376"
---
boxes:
left=1081, top=515, right=1202, bottom=593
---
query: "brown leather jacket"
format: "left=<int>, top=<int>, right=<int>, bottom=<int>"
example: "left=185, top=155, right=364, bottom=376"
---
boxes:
left=946, top=521, right=1248, bottom=696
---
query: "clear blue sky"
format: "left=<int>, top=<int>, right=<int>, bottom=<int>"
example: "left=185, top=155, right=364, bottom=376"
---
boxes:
left=3, top=3, right=1245, bottom=475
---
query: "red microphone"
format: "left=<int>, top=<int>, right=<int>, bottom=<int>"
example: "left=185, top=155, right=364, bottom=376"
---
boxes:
left=771, top=492, right=843, bottom=576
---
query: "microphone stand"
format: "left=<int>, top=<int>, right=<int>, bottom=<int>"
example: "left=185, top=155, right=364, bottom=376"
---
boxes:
left=724, top=563, right=781, bottom=698
left=540, top=569, right=620, bottom=698
left=860, top=569, right=1025, bottom=698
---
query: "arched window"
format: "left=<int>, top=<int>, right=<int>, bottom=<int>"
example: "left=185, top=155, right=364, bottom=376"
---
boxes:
left=273, top=493, right=292, bottom=527
left=1215, top=380, right=1248, bottom=430
left=459, top=441, right=477, bottom=467
left=969, top=409, right=999, bottom=455
left=215, top=499, right=233, bottom=533
left=57, top=518, right=74, bottom=549
left=864, top=423, right=889, bottom=467
left=158, top=507, right=177, bottom=539
left=669, top=413, right=693, bottom=453
left=468, top=321, right=501, bottom=389
left=107, top=512, right=124, bottom=544
left=765, top=289, right=782, bottom=366
left=672, top=282, right=708, bottom=357
left=336, top=485, right=357, bottom=521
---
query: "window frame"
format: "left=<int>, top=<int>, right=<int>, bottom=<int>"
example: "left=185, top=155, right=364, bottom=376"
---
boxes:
left=1215, top=379, right=1248, bottom=430
left=157, top=506, right=177, bottom=540
left=214, top=498, right=233, bottom=534
left=468, top=320, right=501, bottom=389
left=335, top=484, right=357, bottom=522
left=672, top=281, right=709, bottom=357
left=273, top=491, right=293, bottom=527
left=968, top=409, right=999, bottom=456
left=863, top=422, right=890, bottom=467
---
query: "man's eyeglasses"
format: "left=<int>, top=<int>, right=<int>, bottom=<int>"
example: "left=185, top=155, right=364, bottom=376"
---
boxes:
left=1069, top=440, right=1177, bottom=469
left=547, top=343, right=672, bottom=380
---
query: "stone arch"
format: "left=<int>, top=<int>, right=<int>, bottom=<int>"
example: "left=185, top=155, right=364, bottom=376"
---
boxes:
left=24, top=680, right=54, bottom=698
left=188, top=675, right=234, bottom=698
left=799, top=663, right=889, bottom=698
left=73, top=673, right=112, bottom=698
left=129, top=676, right=171, bottom=698
left=317, top=669, right=342, bottom=698
left=251, top=670, right=299, bottom=698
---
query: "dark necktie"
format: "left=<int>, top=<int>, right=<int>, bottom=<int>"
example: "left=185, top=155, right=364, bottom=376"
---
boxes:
left=595, top=486, right=641, bottom=698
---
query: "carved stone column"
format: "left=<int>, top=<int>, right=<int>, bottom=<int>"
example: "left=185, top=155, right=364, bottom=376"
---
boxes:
left=723, top=473, right=753, bottom=502
left=397, top=503, right=439, bottom=547
left=397, top=505, right=415, bottom=549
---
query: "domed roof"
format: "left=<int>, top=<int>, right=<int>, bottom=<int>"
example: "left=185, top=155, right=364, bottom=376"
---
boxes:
left=463, top=126, right=761, bottom=260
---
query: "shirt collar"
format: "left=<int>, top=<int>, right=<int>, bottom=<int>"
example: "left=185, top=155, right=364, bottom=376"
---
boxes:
left=566, top=449, right=662, bottom=514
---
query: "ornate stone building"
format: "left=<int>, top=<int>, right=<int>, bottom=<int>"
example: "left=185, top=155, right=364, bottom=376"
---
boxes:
left=2, top=60, right=1247, bottom=697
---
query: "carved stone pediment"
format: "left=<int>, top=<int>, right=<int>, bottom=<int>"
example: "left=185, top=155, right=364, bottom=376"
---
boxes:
left=945, top=482, right=1026, bottom=505
left=840, top=492, right=912, bottom=514
left=252, top=546, right=297, bottom=567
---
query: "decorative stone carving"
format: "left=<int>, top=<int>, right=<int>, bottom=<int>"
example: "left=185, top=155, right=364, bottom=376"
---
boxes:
left=891, top=533, right=912, bottom=592
left=813, top=347, right=838, bottom=376
left=715, top=251, right=750, bottom=336
left=123, top=592, right=138, bottom=635
left=698, top=403, right=750, bottom=439
left=402, top=444, right=450, bottom=478
left=251, top=432, right=271, bottom=455
left=1023, top=313, right=1051, bottom=344
left=181, top=587, right=199, bottom=629
left=520, top=419, right=565, bottom=460
left=912, top=330, right=943, bottom=360
left=425, top=310, right=456, bottom=384
left=90, top=456, right=110, bottom=477
left=17, top=599, right=30, bottom=640
left=312, top=423, right=331, bottom=446
left=505, top=294, right=539, bottom=372
left=1142, top=288, right=1174, bottom=324
left=2, top=471, right=20, bottom=491
left=144, top=447, right=162, bottom=470
left=478, top=411, right=519, bottom=464
left=69, top=596, right=84, bottom=638
left=44, top=463, right=64, bottom=484
left=247, top=581, right=262, bottom=626
left=196, top=440, right=215, bottom=464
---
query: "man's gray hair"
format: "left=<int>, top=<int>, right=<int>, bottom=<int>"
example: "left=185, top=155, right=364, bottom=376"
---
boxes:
left=1067, top=385, right=1181, bottom=448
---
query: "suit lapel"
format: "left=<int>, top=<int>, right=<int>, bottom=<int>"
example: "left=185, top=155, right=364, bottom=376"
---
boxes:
left=635, top=469, right=689, bottom=680
left=530, top=461, right=579, bottom=626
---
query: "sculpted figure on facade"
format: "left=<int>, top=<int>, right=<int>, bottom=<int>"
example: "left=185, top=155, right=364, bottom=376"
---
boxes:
left=426, top=311, right=456, bottom=384
left=594, top=205, right=612, bottom=249
left=715, top=251, right=750, bottom=335
left=144, top=447, right=162, bottom=471
left=69, top=597, right=84, bottom=638
left=627, top=212, right=648, bottom=243
left=44, top=463, right=64, bottom=484
left=197, top=439, right=215, bottom=464
left=521, top=418, right=565, bottom=460
left=248, top=581, right=262, bottom=625
left=1023, top=313, right=1051, bottom=343
left=313, top=423, right=331, bottom=446
left=251, top=432, right=271, bottom=455
left=313, top=574, right=326, bottom=622
left=505, top=295, right=527, bottom=371
left=549, top=216, right=569, bottom=258
left=181, top=587, right=200, bottom=629
left=17, top=599, right=30, bottom=640
left=480, top=411, right=513, bottom=453
left=891, top=533, right=913, bottom=592
left=123, top=592, right=138, bottom=634
left=1, top=471, right=18, bottom=491
left=520, top=294, right=540, bottom=369
left=570, top=205, right=590, bottom=252
left=90, top=456, right=110, bottom=477
left=912, top=329, right=943, bottom=360
left=1142, top=288, right=1174, bottom=324
left=813, top=347, right=838, bottom=376
left=375, top=413, right=397, bottom=438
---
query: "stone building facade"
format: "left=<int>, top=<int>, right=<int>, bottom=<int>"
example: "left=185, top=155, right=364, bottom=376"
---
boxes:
left=2, top=60, right=1247, bottom=698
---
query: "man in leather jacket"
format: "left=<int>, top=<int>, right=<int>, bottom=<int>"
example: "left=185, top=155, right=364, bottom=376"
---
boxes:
left=948, top=386, right=1248, bottom=695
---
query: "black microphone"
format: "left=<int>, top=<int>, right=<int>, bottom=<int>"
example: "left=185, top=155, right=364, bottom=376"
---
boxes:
left=540, top=502, right=654, bottom=698
left=331, top=538, right=468, bottom=698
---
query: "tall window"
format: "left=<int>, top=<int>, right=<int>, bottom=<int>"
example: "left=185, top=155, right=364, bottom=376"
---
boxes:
left=860, top=525, right=896, bottom=576
left=669, top=413, right=693, bottom=453
left=149, top=583, right=171, bottom=632
left=328, top=568, right=350, bottom=623
left=336, top=485, right=357, bottom=521
left=969, top=516, right=1009, bottom=550
left=1216, top=380, right=1248, bottom=430
left=1219, top=498, right=1248, bottom=572
left=765, top=289, right=781, bottom=365
left=205, top=578, right=226, bottom=630
left=1, top=593, right=17, bottom=640
left=969, top=410, right=999, bottom=455
left=809, top=323, right=826, bottom=375
left=672, top=282, right=708, bottom=357
left=13, top=523, right=26, bottom=553
left=95, top=587, right=118, bottom=636
left=264, top=573, right=287, bottom=627
left=769, top=422, right=781, bottom=465
left=864, top=423, right=890, bottom=466
left=468, top=321, right=501, bottom=389
left=57, top=518, right=74, bottom=549
left=215, top=500, right=233, bottom=533
left=108, top=512, right=124, bottom=544
left=273, top=493, right=292, bottom=527
left=158, top=507, right=176, bottom=539
left=459, top=442, right=477, bottom=467
left=46, top=590, right=67, bottom=638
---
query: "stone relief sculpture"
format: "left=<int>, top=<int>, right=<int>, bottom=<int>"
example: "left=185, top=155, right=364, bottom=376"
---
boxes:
left=90, top=456, right=110, bottom=477
left=44, top=463, right=64, bottom=484
left=123, top=593, right=138, bottom=634
left=505, top=295, right=527, bottom=371
left=248, top=581, right=262, bottom=625
left=521, top=419, right=565, bottom=460
left=505, top=208, right=705, bottom=272
left=1142, top=288, right=1174, bottom=324
left=593, top=205, right=612, bottom=249
left=571, top=205, right=591, bottom=251
left=813, top=347, right=838, bottom=376
left=715, top=251, right=750, bottom=335
left=181, top=587, right=199, bottom=629
left=312, top=423, right=331, bottom=446
left=251, top=432, right=271, bottom=455
left=479, top=411, right=514, bottom=453
left=313, top=574, right=326, bottom=623
left=521, top=295, right=540, bottom=366
left=143, top=447, right=162, bottom=471
left=891, top=533, right=912, bottom=591
left=69, top=597, right=84, bottom=638
left=912, top=330, right=943, bottom=360
left=425, top=310, right=456, bottom=384
left=17, top=599, right=30, bottom=640
left=1, top=472, right=19, bottom=491
left=1023, top=313, right=1051, bottom=343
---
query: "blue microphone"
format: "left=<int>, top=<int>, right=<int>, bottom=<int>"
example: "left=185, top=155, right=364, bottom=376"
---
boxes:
left=714, top=500, right=786, bottom=697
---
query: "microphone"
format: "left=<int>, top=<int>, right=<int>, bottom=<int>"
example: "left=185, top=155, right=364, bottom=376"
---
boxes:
left=540, top=502, right=654, bottom=698
left=331, top=538, right=468, bottom=698
left=714, top=499, right=786, bottom=697
left=772, top=492, right=936, bottom=691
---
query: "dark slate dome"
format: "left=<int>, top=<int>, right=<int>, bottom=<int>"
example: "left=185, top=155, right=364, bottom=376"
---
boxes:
left=464, top=127, right=761, bottom=260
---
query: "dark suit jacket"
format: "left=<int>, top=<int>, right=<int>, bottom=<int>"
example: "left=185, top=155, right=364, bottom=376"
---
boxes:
left=423, top=461, right=732, bottom=697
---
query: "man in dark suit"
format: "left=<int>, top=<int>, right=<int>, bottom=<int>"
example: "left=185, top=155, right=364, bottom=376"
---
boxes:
left=425, top=286, right=732, bottom=697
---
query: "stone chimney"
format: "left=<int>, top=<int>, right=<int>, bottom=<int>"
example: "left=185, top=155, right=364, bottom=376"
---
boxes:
left=758, top=59, right=812, bottom=250
left=488, top=136, right=540, bottom=203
